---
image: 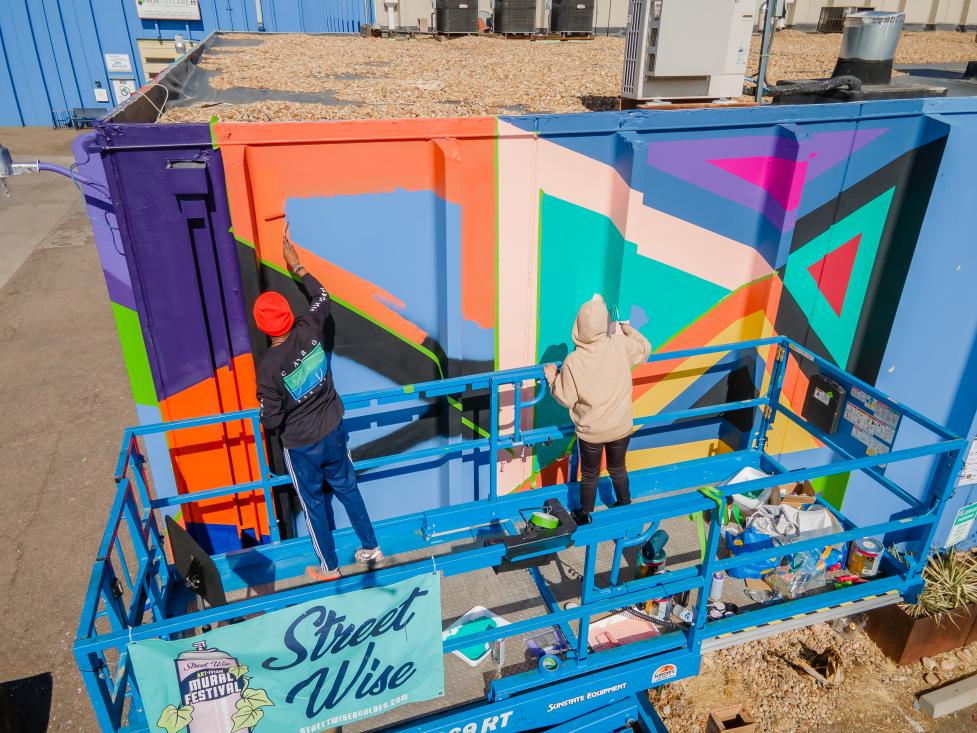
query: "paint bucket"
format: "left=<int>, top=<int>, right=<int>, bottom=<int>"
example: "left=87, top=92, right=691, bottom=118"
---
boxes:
left=847, top=538, right=884, bottom=577
left=636, top=549, right=667, bottom=579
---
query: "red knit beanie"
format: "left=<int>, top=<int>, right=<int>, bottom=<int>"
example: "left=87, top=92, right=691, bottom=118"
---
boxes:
left=253, top=292, right=295, bottom=336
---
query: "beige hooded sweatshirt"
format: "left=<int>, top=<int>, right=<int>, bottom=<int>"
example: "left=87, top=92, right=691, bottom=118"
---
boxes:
left=547, top=297, right=652, bottom=444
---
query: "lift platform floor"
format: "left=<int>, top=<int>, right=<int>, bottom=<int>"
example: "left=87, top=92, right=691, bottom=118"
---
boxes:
left=174, top=489, right=900, bottom=731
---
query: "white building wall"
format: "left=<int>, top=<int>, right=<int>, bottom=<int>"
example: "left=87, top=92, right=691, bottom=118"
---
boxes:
left=786, top=0, right=977, bottom=28
left=373, top=0, right=977, bottom=30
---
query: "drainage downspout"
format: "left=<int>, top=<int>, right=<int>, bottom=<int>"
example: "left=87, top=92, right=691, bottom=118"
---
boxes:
left=255, top=0, right=265, bottom=31
left=755, top=1, right=778, bottom=103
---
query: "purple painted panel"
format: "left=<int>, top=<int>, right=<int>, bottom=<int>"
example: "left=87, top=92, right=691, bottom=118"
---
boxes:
left=95, top=123, right=252, bottom=402
left=72, top=134, right=137, bottom=313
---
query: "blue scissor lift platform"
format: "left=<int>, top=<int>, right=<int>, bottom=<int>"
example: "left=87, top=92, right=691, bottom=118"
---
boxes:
left=75, top=337, right=967, bottom=733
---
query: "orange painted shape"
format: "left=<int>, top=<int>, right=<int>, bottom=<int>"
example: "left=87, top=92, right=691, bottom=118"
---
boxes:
left=781, top=354, right=811, bottom=412
left=282, top=245, right=430, bottom=347
left=631, top=277, right=779, bottom=402
left=217, top=117, right=497, bottom=330
left=158, top=353, right=270, bottom=541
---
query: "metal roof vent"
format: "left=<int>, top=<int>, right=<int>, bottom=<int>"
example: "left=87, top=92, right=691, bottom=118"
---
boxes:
left=494, top=0, right=537, bottom=34
left=436, top=0, right=478, bottom=33
left=550, top=0, right=595, bottom=34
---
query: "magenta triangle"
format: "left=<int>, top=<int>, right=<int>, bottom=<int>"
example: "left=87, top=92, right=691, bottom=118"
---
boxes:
left=709, top=156, right=808, bottom=212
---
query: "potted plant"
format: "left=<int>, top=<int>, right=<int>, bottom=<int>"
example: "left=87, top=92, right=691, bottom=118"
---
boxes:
left=865, top=550, right=977, bottom=665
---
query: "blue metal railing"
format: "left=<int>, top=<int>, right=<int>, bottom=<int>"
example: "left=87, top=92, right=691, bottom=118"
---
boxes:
left=74, top=337, right=966, bottom=733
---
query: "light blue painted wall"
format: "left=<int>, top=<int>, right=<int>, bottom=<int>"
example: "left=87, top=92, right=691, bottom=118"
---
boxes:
left=839, top=98, right=977, bottom=551
left=0, top=0, right=373, bottom=126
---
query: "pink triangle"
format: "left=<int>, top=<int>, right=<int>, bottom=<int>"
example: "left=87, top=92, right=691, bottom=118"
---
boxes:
left=807, top=234, right=861, bottom=316
left=710, top=156, right=808, bottom=212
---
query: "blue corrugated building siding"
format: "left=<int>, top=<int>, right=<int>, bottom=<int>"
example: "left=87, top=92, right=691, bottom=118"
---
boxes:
left=0, top=0, right=373, bottom=126
left=264, top=0, right=373, bottom=32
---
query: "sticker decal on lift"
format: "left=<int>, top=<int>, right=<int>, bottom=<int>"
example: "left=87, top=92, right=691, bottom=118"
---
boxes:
left=651, top=663, right=677, bottom=684
left=546, top=683, right=628, bottom=712
left=439, top=710, right=514, bottom=733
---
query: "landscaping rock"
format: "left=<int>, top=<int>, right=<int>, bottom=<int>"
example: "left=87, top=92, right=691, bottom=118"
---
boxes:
left=158, top=30, right=977, bottom=123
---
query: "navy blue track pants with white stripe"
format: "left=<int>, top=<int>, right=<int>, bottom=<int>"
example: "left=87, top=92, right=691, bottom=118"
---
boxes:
left=283, top=420, right=378, bottom=571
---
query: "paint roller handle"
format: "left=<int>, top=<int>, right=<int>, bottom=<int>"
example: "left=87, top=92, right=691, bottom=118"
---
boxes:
left=283, top=235, right=303, bottom=275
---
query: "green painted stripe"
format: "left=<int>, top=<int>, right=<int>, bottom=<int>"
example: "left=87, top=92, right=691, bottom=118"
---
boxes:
left=209, top=115, right=219, bottom=150
left=111, top=302, right=159, bottom=407
left=446, top=395, right=492, bottom=439
left=812, top=472, right=850, bottom=510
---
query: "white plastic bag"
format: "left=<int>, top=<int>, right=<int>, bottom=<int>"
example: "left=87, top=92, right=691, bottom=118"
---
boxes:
left=722, top=466, right=772, bottom=516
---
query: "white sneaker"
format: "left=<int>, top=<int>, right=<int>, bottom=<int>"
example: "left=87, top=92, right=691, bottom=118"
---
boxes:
left=355, top=547, right=385, bottom=565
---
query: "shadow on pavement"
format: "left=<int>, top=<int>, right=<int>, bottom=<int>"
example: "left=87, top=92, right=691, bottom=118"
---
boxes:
left=0, top=672, right=53, bottom=733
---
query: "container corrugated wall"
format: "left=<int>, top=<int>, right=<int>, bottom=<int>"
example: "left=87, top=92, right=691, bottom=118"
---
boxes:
left=83, top=98, right=977, bottom=554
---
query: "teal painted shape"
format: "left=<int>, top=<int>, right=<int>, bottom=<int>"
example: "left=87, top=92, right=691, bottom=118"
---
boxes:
left=536, top=193, right=730, bottom=360
left=534, top=193, right=730, bottom=471
left=535, top=194, right=626, bottom=471
left=782, top=187, right=895, bottom=366
left=619, top=243, right=731, bottom=349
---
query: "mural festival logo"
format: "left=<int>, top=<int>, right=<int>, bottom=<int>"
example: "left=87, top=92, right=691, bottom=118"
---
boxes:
left=129, top=575, right=444, bottom=733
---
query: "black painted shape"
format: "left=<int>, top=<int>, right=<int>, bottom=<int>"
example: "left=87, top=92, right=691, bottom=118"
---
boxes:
left=786, top=133, right=948, bottom=382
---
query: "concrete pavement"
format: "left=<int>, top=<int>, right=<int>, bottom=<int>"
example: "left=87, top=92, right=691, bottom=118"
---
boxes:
left=0, top=128, right=88, bottom=291
left=0, top=127, right=132, bottom=732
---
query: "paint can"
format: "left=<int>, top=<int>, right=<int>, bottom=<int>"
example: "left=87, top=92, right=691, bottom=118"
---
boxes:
left=174, top=642, right=248, bottom=733
left=847, top=538, right=884, bottom=578
left=636, top=549, right=667, bottom=579
left=709, top=571, right=725, bottom=602
left=644, top=597, right=671, bottom=621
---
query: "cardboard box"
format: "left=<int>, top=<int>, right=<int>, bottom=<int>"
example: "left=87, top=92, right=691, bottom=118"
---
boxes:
left=768, top=480, right=816, bottom=508
left=706, top=704, right=757, bottom=733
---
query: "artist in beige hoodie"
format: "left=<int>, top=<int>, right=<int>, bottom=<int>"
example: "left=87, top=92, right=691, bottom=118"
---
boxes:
left=544, top=295, right=651, bottom=524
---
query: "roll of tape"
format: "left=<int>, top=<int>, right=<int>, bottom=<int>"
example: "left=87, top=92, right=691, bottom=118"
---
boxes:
left=530, top=511, right=559, bottom=529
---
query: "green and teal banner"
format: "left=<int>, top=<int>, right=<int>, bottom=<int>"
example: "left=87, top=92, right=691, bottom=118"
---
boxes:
left=129, top=574, right=444, bottom=733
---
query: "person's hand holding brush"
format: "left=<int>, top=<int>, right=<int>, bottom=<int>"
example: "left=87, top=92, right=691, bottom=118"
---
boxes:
left=282, top=228, right=306, bottom=277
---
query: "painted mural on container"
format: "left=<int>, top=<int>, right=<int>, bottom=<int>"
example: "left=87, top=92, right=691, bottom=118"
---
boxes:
left=81, top=108, right=948, bottom=554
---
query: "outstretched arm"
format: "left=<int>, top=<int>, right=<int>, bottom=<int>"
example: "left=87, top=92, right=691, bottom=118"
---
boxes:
left=619, top=323, right=651, bottom=367
left=283, top=231, right=331, bottom=330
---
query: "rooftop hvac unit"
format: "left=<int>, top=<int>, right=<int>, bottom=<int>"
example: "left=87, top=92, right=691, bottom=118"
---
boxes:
left=621, top=0, right=755, bottom=102
left=550, top=0, right=595, bottom=34
left=436, top=0, right=478, bottom=33
left=816, top=6, right=875, bottom=34
left=494, top=0, right=537, bottom=34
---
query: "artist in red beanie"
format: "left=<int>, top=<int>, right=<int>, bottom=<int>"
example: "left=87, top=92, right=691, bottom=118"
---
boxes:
left=254, top=232, right=383, bottom=583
